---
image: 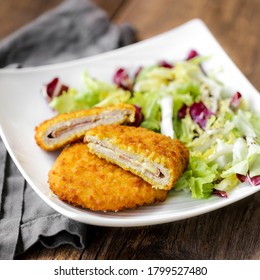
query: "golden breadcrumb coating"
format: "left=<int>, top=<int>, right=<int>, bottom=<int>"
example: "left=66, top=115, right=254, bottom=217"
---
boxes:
left=35, top=103, right=136, bottom=151
left=48, top=142, right=168, bottom=212
left=85, top=125, right=189, bottom=190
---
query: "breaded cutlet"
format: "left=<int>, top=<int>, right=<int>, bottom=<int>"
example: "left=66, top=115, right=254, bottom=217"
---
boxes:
left=35, top=103, right=136, bottom=151
left=48, top=142, right=168, bottom=212
left=84, top=125, right=189, bottom=190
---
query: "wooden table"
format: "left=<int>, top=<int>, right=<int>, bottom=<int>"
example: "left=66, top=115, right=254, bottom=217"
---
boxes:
left=1, top=0, right=259, bottom=260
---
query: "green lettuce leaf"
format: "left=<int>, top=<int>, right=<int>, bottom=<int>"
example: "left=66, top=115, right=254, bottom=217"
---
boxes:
left=174, top=156, right=218, bottom=199
left=50, top=88, right=84, bottom=113
left=50, top=71, right=131, bottom=113
left=129, top=91, right=161, bottom=131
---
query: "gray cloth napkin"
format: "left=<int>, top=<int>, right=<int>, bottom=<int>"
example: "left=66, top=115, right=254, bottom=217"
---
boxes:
left=0, top=0, right=136, bottom=259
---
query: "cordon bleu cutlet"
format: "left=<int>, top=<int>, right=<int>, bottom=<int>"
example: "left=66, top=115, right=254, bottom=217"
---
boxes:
left=35, top=103, right=136, bottom=151
left=84, top=125, right=189, bottom=190
left=48, top=142, right=168, bottom=211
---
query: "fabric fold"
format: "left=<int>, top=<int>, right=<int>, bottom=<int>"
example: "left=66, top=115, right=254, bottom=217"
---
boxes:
left=0, top=176, right=25, bottom=259
left=0, top=0, right=136, bottom=67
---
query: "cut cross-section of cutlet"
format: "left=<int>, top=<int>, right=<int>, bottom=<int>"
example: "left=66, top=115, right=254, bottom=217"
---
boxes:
left=48, top=142, right=167, bottom=211
left=35, top=103, right=136, bottom=151
left=84, top=125, right=189, bottom=190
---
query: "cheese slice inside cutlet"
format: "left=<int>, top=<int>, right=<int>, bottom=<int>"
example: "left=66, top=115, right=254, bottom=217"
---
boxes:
left=48, top=142, right=167, bottom=212
left=84, top=125, right=189, bottom=190
left=35, top=103, right=136, bottom=151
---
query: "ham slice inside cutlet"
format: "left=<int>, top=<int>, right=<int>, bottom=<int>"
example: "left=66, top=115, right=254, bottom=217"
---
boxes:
left=34, top=104, right=136, bottom=151
left=86, top=137, right=169, bottom=184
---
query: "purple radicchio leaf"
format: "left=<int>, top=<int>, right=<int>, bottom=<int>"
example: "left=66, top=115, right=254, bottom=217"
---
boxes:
left=186, top=49, right=199, bottom=60
left=130, top=105, right=144, bottom=127
left=177, top=104, right=188, bottom=119
left=236, top=174, right=260, bottom=186
left=230, top=91, right=242, bottom=109
left=42, top=77, right=69, bottom=102
left=212, top=189, right=228, bottom=198
left=113, top=68, right=133, bottom=91
left=186, top=49, right=208, bottom=76
left=189, top=101, right=214, bottom=129
left=158, top=60, right=174, bottom=68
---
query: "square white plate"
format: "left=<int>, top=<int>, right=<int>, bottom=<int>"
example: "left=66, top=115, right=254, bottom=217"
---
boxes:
left=0, top=19, right=259, bottom=227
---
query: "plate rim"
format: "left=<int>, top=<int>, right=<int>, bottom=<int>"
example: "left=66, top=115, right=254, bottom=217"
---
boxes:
left=0, top=19, right=207, bottom=74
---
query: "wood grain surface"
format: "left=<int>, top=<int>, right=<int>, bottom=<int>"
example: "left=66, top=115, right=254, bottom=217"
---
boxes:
left=1, top=0, right=259, bottom=260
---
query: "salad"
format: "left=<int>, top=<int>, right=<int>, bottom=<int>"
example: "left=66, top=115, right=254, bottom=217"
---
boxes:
left=42, top=50, right=260, bottom=199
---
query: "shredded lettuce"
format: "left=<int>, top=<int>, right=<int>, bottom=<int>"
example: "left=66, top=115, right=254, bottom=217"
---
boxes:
left=222, top=137, right=260, bottom=178
left=133, top=56, right=260, bottom=197
left=49, top=88, right=82, bottom=113
left=159, top=95, right=174, bottom=138
left=50, top=71, right=131, bottom=113
left=129, top=91, right=161, bottom=131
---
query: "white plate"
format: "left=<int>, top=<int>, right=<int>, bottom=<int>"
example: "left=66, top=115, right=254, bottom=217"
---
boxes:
left=0, top=19, right=259, bottom=227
